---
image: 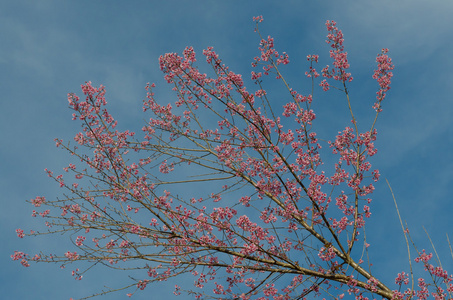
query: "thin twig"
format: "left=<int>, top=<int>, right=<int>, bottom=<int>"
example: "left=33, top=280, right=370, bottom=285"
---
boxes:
left=423, top=226, right=442, bottom=269
left=386, top=178, right=414, bottom=298
left=447, top=234, right=453, bottom=261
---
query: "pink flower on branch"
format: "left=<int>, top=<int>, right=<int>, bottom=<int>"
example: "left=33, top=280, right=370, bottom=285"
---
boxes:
left=323, top=20, right=353, bottom=84
left=64, top=251, right=79, bottom=260
left=372, top=48, right=394, bottom=111
left=15, top=228, right=25, bottom=238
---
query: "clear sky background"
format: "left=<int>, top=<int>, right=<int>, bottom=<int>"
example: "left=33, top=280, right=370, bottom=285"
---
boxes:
left=1, top=1, right=452, bottom=299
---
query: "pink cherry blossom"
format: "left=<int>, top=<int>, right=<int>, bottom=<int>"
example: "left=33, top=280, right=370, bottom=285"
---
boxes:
left=14, top=17, right=448, bottom=300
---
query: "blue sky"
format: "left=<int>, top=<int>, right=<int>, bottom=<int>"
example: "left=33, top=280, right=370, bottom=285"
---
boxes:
left=1, top=1, right=452, bottom=299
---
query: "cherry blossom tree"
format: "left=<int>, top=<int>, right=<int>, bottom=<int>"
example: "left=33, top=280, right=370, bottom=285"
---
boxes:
left=13, top=16, right=453, bottom=299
